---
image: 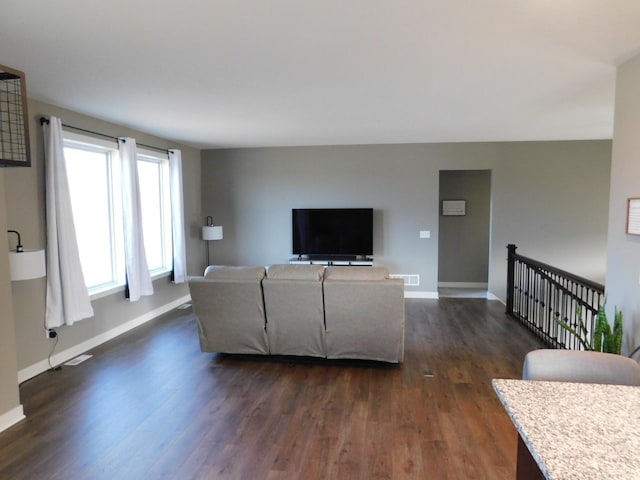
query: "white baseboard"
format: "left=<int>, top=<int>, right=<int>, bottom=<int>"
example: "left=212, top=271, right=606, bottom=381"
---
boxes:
left=0, top=405, right=25, bottom=433
left=438, top=282, right=488, bottom=288
left=18, top=294, right=192, bottom=384
left=405, top=291, right=439, bottom=299
left=404, top=289, right=504, bottom=302
left=487, top=292, right=504, bottom=303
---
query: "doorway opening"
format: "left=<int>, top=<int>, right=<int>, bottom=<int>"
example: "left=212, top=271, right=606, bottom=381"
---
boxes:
left=438, top=170, right=491, bottom=298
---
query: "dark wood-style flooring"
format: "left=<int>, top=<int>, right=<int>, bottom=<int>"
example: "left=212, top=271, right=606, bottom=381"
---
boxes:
left=0, top=298, right=544, bottom=479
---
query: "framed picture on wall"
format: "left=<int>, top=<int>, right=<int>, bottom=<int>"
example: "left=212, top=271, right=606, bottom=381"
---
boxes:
left=0, top=64, right=31, bottom=167
left=441, top=200, right=466, bottom=216
left=626, top=198, right=640, bottom=235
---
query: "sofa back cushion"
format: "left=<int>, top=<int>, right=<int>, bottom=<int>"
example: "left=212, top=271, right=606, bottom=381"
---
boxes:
left=324, top=266, right=389, bottom=281
left=266, top=264, right=324, bottom=281
left=263, top=264, right=326, bottom=357
left=323, top=265, right=404, bottom=363
left=204, top=265, right=266, bottom=280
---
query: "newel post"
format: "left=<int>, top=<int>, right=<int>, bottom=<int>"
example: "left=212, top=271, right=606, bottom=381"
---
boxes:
left=506, top=244, right=517, bottom=316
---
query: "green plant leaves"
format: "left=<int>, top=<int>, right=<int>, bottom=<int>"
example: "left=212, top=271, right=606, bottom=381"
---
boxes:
left=555, top=302, right=623, bottom=355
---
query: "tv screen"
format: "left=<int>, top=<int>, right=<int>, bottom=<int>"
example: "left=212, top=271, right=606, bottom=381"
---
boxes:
left=292, top=208, right=373, bottom=258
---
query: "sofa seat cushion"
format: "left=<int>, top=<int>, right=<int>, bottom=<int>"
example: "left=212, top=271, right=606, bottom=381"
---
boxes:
left=266, top=264, right=324, bottom=281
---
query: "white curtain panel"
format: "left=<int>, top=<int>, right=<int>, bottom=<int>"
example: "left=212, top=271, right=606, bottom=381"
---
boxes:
left=43, top=116, right=94, bottom=327
left=169, top=149, right=187, bottom=283
left=118, top=137, right=154, bottom=301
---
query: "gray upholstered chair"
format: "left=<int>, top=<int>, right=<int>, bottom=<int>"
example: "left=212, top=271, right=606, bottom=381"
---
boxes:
left=263, top=264, right=326, bottom=358
left=323, top=266, right=405, bottom=363
left=522, top=349, right=640, bottom=386
left=189, top=265, right=269, bottom=355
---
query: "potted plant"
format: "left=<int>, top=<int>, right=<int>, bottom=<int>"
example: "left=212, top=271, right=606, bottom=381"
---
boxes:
left=556, top=303, right=623, bottom=354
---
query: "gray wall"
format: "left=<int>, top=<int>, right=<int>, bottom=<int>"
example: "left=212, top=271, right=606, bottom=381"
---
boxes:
left=201, top=140, right=611, bottom=300
left=0, top=172, right=21, bottom=422
left=438, top=170, right=491, bottom=284
left=490, top=141, right=610, bottom=289
left=3, top=99, right=203, bottom=373
left=606, top=52, right=640, bottom=355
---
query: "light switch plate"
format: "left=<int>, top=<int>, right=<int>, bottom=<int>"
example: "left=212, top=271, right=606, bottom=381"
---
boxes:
left=420, top=230, right=430, bottom=239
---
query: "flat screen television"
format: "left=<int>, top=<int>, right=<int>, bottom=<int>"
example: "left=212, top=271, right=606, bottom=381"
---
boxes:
left=292, top=208, right=373, bottom=258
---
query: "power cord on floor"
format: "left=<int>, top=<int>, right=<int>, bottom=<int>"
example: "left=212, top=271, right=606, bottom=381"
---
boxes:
left=47, top=330, right=62, bottom=371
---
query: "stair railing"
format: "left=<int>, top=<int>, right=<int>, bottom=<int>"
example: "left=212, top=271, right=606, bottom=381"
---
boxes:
left=505, top=244, right=605, bottom=350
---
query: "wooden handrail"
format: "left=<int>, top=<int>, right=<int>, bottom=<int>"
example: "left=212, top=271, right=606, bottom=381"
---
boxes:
left=512, top=253, right=604, bottom=292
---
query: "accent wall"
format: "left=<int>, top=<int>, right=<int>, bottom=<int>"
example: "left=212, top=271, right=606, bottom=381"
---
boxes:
left=201, top=140, right=611, bottom=300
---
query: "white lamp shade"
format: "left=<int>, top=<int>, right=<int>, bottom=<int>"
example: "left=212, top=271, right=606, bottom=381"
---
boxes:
left=9, top=249, right=46, bottom=281
left=202, top=225, right=223, bottom=241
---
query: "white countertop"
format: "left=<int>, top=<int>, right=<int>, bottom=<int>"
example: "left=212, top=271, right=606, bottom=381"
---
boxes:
left=492, top=379, right=640, bottom=480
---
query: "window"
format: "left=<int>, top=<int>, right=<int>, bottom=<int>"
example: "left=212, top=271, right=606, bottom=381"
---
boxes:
left=64, top=133, right=173, bottom=296
left=136, top=149, right=172, bottom=274
left=64, top=134, right=124, bottom=293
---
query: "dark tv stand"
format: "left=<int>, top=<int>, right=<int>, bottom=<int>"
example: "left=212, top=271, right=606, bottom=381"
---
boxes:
left=290, top=255, right=373, bottom=266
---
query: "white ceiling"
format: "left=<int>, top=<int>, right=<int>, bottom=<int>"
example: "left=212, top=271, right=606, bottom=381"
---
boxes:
left=3, top=1, right=640, bottom=149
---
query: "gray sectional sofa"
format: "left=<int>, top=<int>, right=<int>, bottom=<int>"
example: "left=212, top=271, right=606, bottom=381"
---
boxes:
left=188, top=264, right=405, bottom=363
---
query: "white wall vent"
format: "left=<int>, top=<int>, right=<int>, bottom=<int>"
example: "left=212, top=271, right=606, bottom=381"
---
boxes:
left=390, top=274, right=420, bottom=286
